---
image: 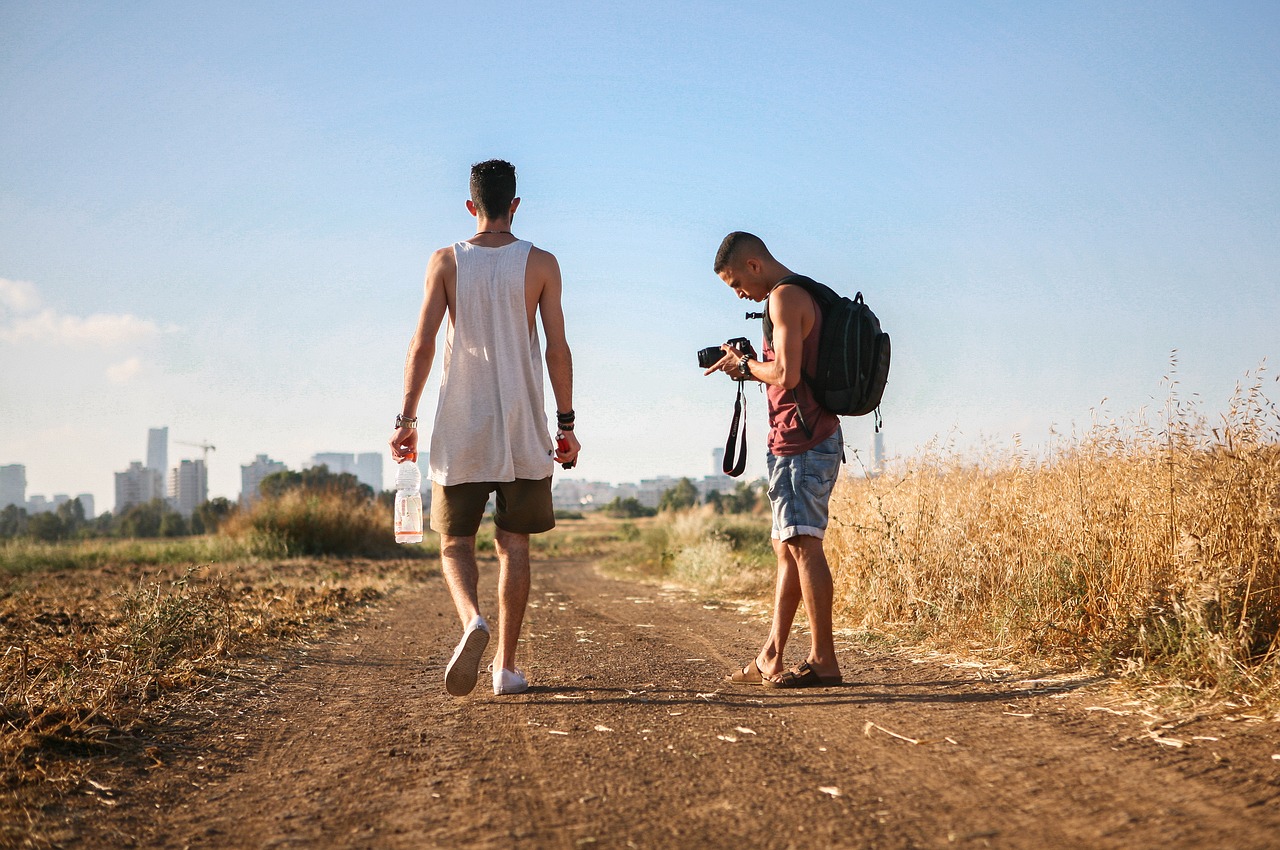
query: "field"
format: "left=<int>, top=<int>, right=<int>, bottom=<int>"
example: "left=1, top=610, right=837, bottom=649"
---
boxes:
left=4, top=375, right=1279, bottom=845
left=7, top=525, right=1278, bottom=849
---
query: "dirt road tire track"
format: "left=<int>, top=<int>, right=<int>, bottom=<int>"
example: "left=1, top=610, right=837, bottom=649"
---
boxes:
left=60, top=558, right=1280, bottom=849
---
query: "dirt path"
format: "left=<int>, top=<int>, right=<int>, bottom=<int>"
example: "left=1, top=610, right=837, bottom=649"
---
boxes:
left=55, top=558, right=1280, bottom=849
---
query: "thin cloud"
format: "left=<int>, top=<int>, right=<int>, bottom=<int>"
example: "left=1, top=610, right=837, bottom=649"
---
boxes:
left=0, top=309, right=163, bottom=346
left=0, top=279, right=173, bottom=346
left=0, top=278, right=40, bottom=313
left=105, top=357, right=142, bottom=383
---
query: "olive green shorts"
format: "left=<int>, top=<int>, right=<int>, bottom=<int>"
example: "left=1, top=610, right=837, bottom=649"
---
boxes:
left=430, top=477, right=555, bottom=537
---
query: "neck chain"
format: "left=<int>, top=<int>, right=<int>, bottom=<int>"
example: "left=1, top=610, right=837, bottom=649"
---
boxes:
left=476, top=229, right=512, bottom=235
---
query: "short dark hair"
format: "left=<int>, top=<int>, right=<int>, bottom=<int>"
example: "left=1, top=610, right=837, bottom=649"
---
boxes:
left=713, top=231, right=769, bottom=273
left=470, top=159, right=518, bottom=218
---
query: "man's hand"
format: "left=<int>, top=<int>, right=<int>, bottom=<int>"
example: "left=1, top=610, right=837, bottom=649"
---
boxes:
left=702, top=343, right=747, bottom=378
left=555, top=430, right=581, bottom=468
left=390, top=426, right=419, bottom=461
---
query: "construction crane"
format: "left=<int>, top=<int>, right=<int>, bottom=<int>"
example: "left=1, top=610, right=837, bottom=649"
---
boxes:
left=175, top=440, right=216, bottom=465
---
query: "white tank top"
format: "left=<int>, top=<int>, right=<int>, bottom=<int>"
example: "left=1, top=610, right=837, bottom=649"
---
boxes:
left=428, top=240, right=554, bottom=485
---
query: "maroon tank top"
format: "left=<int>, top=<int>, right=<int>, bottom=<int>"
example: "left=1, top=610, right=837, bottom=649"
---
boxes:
left=763, top=286, right=841, bottom=456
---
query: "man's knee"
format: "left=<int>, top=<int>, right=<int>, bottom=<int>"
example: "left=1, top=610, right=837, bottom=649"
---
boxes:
left=494, top=528, right=530, bottom=555
left=440, top=534, right=477, bottom=559
left=779, top=532, right=821, bottom=548
left=781, top=534, right=827, bottom=562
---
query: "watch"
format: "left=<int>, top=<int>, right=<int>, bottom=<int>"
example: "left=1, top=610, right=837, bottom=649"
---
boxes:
left=738, top=356, right=751, bottom=378
left=395, top=414, right=418, bottom=429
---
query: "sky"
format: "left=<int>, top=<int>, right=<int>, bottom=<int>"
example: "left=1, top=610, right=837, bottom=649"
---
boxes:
left=2, top=1, right=1278, bottom=510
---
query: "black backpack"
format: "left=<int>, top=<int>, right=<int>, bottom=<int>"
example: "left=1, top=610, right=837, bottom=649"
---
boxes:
left=763, top=275, right=891, bottom=425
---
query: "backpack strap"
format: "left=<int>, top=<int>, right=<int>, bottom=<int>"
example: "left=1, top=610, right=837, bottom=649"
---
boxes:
left=791, top=389, right=813, bottom=440
left=764, top=275, right=826, bottom=438
left=763, top=275, right=814, bottom=347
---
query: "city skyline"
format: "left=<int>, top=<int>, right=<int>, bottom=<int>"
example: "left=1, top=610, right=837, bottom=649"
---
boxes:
left=2, top=423, right=791, bottom=515
left=0, top=462, right=95, bottom=519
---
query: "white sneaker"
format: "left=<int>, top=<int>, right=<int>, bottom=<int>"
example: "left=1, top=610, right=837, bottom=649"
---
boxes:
left=444, top=615, right=489, bottom=697
left=493, top=665, right=529, bottom=695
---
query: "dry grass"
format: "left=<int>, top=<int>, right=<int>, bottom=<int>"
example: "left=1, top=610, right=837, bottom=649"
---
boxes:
left=0, top=553, right=428, bottom=846
left=1, top=535, right=260, bottom=576
left=609, top=507, right=776, bottom=598
left=531, top=513, right=650, bottom=560
left=827, top=367, right=1280, bottom=700
left=219, top=489, right=413, bottom=559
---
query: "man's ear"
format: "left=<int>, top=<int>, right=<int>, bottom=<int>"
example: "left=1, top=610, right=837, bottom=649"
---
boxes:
left=510, top=197, right=521, bottom=217
left=466, top=199, right=478, bottom=217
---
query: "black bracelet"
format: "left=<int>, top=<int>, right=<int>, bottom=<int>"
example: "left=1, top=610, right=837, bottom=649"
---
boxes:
left=556, top=410, right=575, bottom=424
left=558, top=424, right=574, bottom=432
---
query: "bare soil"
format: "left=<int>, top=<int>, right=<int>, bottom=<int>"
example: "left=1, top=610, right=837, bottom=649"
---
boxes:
left=39, top=558, right=1280, bottom=849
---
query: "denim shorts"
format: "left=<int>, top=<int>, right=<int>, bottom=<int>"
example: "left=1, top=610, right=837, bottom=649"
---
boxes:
left=766, top=429, right=843, bottom=541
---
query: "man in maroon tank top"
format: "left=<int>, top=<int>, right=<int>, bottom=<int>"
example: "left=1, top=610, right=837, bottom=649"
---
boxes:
left=705, top=232, right=844, bottom=689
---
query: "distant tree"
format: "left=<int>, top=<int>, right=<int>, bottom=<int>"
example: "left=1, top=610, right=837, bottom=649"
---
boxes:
left=55, top=497, right=86, bottom=536
left=0, top=504, right=28, bottom=539
left=195, top=497, right=235, bottom=534
left=601, top=497, right=656, bottom=518
left=705, top=490, right=725, bottom=513
left=722, top=481, right=763, bottom=514
left=27, top=511, right=67, bottom=542
left=259, top=465, right=374, bottom=502
left=159, top=511, right=189, bottom=537
left=116, top=499, right=167, bottom=538
left=658, top=478, right=699, bottom=512
left=88, top=511, right=114, bottom=537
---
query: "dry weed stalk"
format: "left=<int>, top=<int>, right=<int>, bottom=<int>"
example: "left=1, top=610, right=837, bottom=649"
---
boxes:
left=828, top=367, right=1280, bottom=697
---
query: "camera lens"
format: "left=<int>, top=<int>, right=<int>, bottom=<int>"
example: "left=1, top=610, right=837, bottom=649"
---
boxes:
left=697, top=346, right=722, bottom=369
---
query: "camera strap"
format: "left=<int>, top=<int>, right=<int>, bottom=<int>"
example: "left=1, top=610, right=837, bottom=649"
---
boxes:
left=722, top=380, right=748, bottom=477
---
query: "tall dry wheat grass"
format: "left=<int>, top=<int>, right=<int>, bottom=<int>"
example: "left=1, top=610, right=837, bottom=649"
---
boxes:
left=219, top=488, right=408, bottom=558
left=827, top=367, right=1280, bottom=694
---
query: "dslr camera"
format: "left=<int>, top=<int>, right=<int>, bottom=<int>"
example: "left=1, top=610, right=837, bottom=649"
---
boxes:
left=697, top=337, right=757, bottom=379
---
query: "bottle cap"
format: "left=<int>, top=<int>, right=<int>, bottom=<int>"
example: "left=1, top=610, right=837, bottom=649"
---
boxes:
left=404, top=451, right=417, bottom=462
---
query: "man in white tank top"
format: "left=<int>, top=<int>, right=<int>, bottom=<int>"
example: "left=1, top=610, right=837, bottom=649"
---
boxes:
left=390, top=160, right=580, bottom=697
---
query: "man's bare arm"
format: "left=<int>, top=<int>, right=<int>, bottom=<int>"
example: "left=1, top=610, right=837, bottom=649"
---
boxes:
left=390, top=247, right=452, bottom=460
left=534, top=249, right=580, bottom=466
left=703, top=284, right=812, bottom=388
left=537, top=252, right=572, bottom=412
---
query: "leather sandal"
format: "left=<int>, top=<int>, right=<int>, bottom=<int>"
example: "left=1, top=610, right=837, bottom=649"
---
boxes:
left=725, top=659, right=765, bottom=686
left=763, top=661, right=842, bottom=689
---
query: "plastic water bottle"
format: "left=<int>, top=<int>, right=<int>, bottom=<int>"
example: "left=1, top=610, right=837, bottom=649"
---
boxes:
left=394, top=453, right=423, bottom=544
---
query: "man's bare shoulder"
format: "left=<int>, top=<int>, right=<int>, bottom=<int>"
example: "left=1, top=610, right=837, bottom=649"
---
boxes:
left=768, top=282, right=818, bottom=335
left=526, top=245, right=561, bottom=286
left=427, top=245, right=457, bottom=271
left=770, top=281, right=814, bottom=312
left=527, top=244, right=560, bottom=268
